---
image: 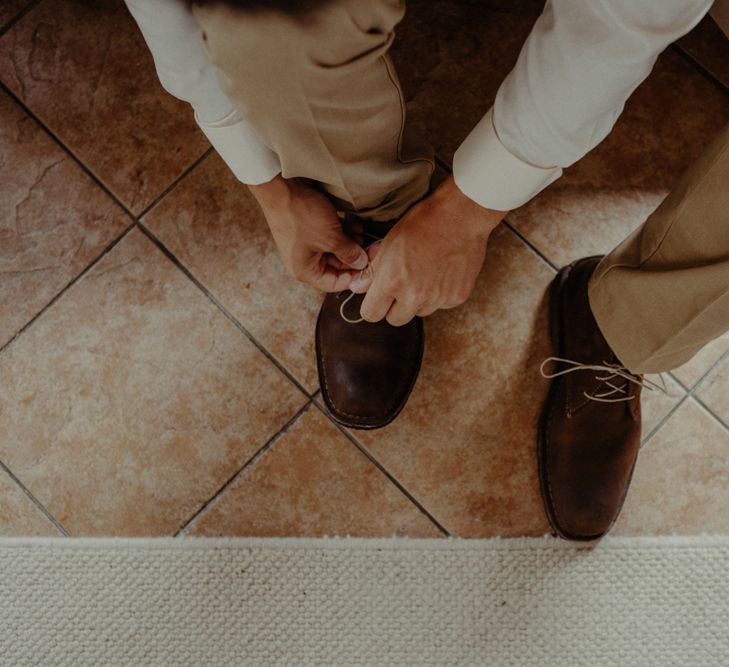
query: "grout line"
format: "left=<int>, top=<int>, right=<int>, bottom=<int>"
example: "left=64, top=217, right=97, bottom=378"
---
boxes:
left=641, top=392, right=689, bottom=446
left=687, top=345, right=729, bottom=396
left=502, top=220, right=559, bottom=272
left=672, top=44, right=729, bottom=98
left=682, top=345, right=729, bottom=435
left=642, top=346, right=729, bottom=441
left=0, top=0, right=42, bottom=38
left=667, top=370, right=689, bottom=393
left=174, top=400, right=314, bottom=536
left=0, top=460, right=68, bottom=536
left=643, top=347, right=729, bottom=444
left=0, top=82, right=212, bottom=360
left=137, top=148, right=213, bottom=220
left=1, top=79, right=210, bottom=224
left=691, top=393, right=729, bottom=432
left=309, top=400, right=451, bottom=537
left=0, top=81, right=139, bottom=223
left=0, top=222, right=137, bottom=358
left=137, top=222, right=314, bottom=399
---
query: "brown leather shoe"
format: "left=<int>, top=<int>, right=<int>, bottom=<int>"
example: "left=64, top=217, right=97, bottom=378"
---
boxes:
left=538, top=256, right=644, bottom=541
left=316, top=290, right=424, bottom=429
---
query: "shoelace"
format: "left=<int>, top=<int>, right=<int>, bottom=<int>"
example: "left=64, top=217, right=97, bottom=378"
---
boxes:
left=338, top=231, right=382, bottom=324
left=539, top=357, right=666, bottom=403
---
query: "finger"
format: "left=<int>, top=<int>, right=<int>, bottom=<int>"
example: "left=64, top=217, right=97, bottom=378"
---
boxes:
left=415, top=303, right=439, bottom=317
left=348, top=240, right=382, bottom=293
left=331, top=235, right=368, bottom=270
left=310, top=265, right=357, bottom=293
left=349, top=263, right=374, bottom=293
left=360, top=283, right=394, bottom=323
left=365, top=241, right=382, bottom=261
left=385, top=299, right=419, bottom=327
left=324, top=254, right=348, bottom=271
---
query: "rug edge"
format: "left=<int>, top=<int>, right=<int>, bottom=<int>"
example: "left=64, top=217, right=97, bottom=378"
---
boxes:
left=2, top=534, right=729, bottom=551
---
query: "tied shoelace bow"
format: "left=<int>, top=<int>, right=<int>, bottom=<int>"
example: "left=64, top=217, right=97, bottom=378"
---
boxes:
left=338, top=230, right=383, bottom=324
left=539, top=357, right=667, bottom=403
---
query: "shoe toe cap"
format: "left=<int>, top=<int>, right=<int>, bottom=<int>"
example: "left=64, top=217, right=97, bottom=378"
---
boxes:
left=324, top=358, right=408, bottom=427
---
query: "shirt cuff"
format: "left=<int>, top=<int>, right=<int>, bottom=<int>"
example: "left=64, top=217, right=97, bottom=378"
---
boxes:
left=452, top=108, right=562, bottom=211
left=195, top=109, right=282, bottom=185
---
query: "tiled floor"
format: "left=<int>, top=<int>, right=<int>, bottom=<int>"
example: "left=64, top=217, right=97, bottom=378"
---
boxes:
left=1, top=1, right=728, bottom=538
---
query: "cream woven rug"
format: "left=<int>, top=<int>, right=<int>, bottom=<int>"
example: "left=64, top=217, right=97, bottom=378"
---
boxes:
left=2, top=536, right=728, bottom=666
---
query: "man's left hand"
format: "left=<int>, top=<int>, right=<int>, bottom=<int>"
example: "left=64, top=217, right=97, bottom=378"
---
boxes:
left=350, top=176, right=506, bottom=326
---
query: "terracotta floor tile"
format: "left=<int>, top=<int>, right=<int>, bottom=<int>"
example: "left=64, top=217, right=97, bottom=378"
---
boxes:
left=393, top=0, right=543, bottom=163
left=0, top=0, right=29, bottom=29
left=0, top=469, right=60, bottom=536
left=344, top=226, right=553, bottom=538
left=694, top=353, right=729, bottom=428
left=678, top=15, right=729, bottom=91
left=508, top=50, right=729, bottom=268
left=672, top=332, right=729, bottom=389
left=0, top=91, right=129, bottom=349
left=0, top=228, right=306, bottom=536
left=614, top=399, right=729, bottom=535
left=187, top=406, right=441, bottom=538
left=0, top=0, right=209, bottom=214
left=143, top=154, right=323, bottom=392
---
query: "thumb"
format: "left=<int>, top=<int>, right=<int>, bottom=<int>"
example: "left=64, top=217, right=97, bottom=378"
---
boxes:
left=349, top=241, right=382, bottom=293
left=331, top=234, right=368, bottom=271
left=366, top=240, right=381, bottom=262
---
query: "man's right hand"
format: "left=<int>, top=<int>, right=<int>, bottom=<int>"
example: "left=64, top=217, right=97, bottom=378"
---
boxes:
left=249, top=175, right=369, bottom=292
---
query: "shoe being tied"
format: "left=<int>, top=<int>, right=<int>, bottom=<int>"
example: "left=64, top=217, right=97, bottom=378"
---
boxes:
left=315, top=219, right=424, bottom=430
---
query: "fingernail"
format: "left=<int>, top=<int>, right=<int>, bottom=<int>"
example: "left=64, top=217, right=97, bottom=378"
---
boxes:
left=351, top=253, right=368, bottom=271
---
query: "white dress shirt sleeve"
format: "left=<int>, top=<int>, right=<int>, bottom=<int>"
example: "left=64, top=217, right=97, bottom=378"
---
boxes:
left=453, top=0, right=714, bottom=211
left=124, top=0, right=281, bottom=185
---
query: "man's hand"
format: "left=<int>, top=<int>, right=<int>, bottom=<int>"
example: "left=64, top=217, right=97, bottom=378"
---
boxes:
left=249, top=175, right=368, bottom=292
left=350, top=176, right=506, bottom=325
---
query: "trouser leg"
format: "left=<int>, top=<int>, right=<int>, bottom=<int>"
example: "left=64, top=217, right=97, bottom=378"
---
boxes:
left=193, top=0, right=434, bottom=221
left=588, top=121, right=729, bottom=374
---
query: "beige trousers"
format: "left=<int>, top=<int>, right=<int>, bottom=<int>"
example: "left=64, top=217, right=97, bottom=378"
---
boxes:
left=589, top=121, right=729, bottom=374
left=196, top=0, right=729, bottom=376
left=194, top=0, right=434, bottom=222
